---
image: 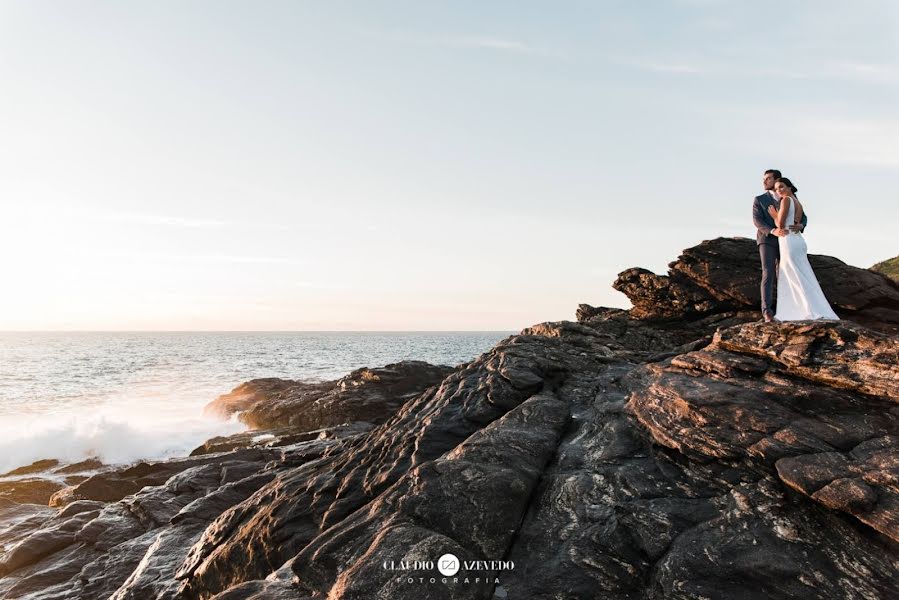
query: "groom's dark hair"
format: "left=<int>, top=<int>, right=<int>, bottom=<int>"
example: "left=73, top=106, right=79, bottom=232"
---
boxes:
left=765, top=169, right=782, bottom=179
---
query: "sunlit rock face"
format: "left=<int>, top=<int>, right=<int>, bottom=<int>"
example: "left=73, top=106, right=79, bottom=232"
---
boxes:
left=1, top=238, right=897, bottom=600
left=203, top=361, right=457, bottom=429
left=609, top=237, right=899, bottom=333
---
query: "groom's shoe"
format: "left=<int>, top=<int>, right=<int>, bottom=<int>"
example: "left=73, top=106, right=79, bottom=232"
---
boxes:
left=763, top=312, right=775, bottom=323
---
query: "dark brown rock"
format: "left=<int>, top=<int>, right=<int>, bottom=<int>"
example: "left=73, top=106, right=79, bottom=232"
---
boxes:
left=777, top=435, right=899, bottom=542
left=575, top=302, right=758, bottom=359
left=204, top=360, right=456, bottom=430
left=713, top=320, right=899, bottom=398
left=627, top=320, right=899, bottom=544
left=1, top=460, right=60, bottom=477
left=172, top=337, right=582, bottom=598
left=0, top=441, right=338, bottom=599
left=0, top=478, right=65, bottom=506
left=610, top=237, right=899, bottom=332
left=47, top=449, right=277, bottom=508
left=189, top=422, right=375, bottom=456
left=202, top=378, right=299, bottom=420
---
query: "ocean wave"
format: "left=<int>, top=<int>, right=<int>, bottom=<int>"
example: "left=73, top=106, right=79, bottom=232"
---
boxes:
left=0, top=410, right=246, bottom=474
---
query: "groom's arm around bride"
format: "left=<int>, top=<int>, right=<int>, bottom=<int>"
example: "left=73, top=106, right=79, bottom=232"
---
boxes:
left=753, top=196, right=808, bottom=240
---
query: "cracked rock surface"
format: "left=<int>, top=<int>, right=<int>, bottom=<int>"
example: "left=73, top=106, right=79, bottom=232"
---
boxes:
left=1, top=238, right=897, bottom=599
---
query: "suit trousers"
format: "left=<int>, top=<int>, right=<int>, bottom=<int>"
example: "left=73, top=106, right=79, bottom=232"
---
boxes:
left=759, top=241, right=779, bottom=316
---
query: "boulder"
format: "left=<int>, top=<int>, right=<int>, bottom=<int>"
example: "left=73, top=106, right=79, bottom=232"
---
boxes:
left=610, top=237, right=899, bottom=332
left=204, top=360, right=457, bottom=430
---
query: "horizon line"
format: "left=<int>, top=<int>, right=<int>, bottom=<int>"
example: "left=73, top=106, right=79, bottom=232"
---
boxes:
left=0, top=329, right=521, bottom=334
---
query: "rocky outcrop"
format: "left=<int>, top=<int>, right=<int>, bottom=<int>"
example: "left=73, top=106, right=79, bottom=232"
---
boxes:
left=608, top=237, right=899, bottom=333
left=627, top=320, right=898, bottom=543
left=189, top=422, right=374, bottom=456
left=0, top=360, right=452, bottom=598
left=0, top=478, right=65, bottom=506
left=1, top=239, right=897, bottom=600
left=0, top=428, right=367, bottom=599
left=204, top=361, right=457, bottom=430
left=0, top=460, right=105, bottom=506
left=47, top=450, right=276, bottom=508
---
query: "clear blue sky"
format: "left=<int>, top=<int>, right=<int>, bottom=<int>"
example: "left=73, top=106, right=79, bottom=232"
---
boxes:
left=1, top=1, right=897, bottom=330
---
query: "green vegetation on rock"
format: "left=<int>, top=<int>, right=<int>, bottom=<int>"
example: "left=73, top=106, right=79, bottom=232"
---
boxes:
left=871, top=256, right=899, bottom=281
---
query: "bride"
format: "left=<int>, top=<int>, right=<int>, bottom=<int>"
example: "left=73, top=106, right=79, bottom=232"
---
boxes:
left=767, top=177, right=839, bottom=322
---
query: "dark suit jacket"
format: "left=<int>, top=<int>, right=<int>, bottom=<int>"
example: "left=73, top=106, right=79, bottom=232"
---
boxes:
left=753, top=192, right=808, bottom=246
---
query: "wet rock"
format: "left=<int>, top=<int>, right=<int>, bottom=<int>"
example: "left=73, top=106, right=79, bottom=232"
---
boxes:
left=627, top=320, right=899, bottom=544
left=189, top=422, right=374, bottom=456
left=204, top=360, right=456, bottom=430
left=0, top=446, right=312, bottom=599
left=53, top=459, right=104, bottom=474
left=173, top=336, right=589, bottom=598
left=202, top=378, right=298, bottom=419
left=0, top=479, right=65, bottom=506
left=1, top=460, right=61, bottom=477
left=48, top=449, right=273, bottom=508
left=777, top=435, right=899, bottom=542
left=286, top=390, right=571, bottom=599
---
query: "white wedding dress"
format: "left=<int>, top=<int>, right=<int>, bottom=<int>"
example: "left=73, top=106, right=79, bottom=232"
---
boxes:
left=774, top=197, right=840, bottom=321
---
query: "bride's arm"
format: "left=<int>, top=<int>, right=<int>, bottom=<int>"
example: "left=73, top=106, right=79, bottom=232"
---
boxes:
left=775, top=197, right=789, bottom=229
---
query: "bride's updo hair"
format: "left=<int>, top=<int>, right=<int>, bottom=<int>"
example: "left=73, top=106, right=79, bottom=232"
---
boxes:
left=776, top=177, right=798, bottom=194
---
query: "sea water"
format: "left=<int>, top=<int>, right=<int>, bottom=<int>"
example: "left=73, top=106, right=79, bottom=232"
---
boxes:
left=0, top=331, right=512, bottom=472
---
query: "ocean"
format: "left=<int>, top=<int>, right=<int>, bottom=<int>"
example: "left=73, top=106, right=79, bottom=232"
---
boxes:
left=0, top=331, right=513, bottom=473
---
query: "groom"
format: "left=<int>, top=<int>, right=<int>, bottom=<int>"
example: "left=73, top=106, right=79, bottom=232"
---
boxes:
left=752, top=169, right=808, bottom=322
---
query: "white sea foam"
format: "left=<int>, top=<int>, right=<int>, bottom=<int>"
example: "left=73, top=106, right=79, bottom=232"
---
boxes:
left=0, top=407, right=245, bottom=474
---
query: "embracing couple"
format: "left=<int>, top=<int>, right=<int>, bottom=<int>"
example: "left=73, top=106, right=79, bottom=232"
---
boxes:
left=752, top=169, right=839, bottom=323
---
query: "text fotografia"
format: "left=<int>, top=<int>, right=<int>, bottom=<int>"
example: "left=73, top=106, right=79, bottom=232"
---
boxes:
left=382, top=553, right=515, bottom=585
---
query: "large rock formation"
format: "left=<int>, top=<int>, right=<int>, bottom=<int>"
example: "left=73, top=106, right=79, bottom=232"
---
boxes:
left=1, top=237, right=897, bottom=600
left=609, top=237, right=899, bottom=333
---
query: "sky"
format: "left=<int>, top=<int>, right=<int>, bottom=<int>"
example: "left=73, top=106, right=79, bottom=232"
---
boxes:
left=1, top=0, right=897, bottom=331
